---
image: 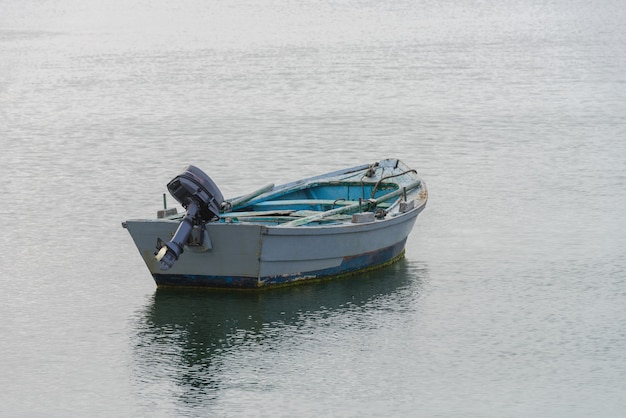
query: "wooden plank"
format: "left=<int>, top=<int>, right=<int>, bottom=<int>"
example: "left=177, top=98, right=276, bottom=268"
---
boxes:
left=254, top=199, right=358, bottom=207
left=252, top=199, right=393, bottom=208
left=221, top=210, right=295, bottom=218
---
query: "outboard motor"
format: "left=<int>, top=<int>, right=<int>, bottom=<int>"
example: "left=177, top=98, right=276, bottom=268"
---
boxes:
left=155, top=165, right=224, bottom=270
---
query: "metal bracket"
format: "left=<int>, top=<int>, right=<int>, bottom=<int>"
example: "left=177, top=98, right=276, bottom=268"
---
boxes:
left=186, top=225, right=213, bottom=252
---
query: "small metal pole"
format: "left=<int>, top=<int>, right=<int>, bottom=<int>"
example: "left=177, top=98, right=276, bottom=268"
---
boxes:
left=403, top=187, right=407, bottom=202
left=163, top=193, right=167, bottom=209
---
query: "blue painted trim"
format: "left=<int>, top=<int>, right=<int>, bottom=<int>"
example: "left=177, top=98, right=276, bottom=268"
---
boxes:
left=152, top=239, right=407, bottom=289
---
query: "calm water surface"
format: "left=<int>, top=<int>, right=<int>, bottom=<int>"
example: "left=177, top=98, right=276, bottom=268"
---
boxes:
left=1, top=0, right=625, bottom=416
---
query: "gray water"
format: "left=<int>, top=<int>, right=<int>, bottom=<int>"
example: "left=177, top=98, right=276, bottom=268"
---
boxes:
left=1, top=0, right=625, bottom=416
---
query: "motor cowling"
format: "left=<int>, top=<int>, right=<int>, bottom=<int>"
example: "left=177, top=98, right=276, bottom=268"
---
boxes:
left=155, top=165, right=224, bottom=270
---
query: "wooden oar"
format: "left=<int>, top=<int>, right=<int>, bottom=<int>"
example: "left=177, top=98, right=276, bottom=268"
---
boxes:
left=280, top=180, right=422, bottom=227
left=226, top=163, right=375, bottom=211
left=224, top=183, right=275, bottom=210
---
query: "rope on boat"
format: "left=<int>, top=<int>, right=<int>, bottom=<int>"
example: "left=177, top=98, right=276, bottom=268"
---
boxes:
left=370, top=169, right=418, bottom=198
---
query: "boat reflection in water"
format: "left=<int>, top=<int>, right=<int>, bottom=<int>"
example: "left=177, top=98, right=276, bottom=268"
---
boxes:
left=131, top=259, right=428, bottom=411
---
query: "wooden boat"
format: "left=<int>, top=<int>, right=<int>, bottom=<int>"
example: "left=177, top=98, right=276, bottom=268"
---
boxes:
left=122, top=158, right=427, bottom=289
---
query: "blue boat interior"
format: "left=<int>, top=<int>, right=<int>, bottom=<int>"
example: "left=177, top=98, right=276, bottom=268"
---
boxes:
left=245, top=182, right=398, bottom=212
left=163, top=180, right=409, bottom=226
left=203, top=182, right=402, bottom=226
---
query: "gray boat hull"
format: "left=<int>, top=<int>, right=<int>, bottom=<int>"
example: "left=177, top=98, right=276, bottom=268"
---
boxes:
left=124, top=205, right=423, bottom=289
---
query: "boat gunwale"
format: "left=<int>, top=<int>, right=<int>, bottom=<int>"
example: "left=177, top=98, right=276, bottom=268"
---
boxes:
left=124, top=200, right=425, bottom=234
